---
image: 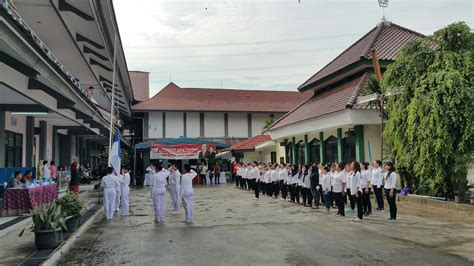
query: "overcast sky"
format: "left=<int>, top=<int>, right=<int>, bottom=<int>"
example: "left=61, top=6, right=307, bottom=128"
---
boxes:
left=114, top=0, right=473, bottom=95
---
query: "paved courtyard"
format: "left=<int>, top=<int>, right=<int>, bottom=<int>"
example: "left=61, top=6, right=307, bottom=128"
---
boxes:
left=60, top=185, right=474, bottom=265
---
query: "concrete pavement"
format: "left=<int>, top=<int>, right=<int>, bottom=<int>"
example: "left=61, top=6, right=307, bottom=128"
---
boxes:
left=59, top=185, right=474, bottom=265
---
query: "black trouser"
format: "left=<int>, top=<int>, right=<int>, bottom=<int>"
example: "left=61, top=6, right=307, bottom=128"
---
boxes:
left=290, top=185, right=296, bottom=202
left=363, top=188, right=372, bottom=214
left=235, top=175, right=240, bottom=187
left=347, top=189, right=355, bottom=210
left=304, top=188, right=313, bottom=206
left=254, top=180, right=259, bottom=198
left=295, top=186, right=301, bottom=203
left=241, top=179, right=246, bottom=190
left=319, top=186, right=325, bottom=204
left=385, top=189, right=397, bottom=220
left=355, top=191, right=363, bottom=219
left=272, top=182, right=278, bottom=198
left=200, top=174, right=206, bottom=185
left=266, top=183, right=272, bottom=196
left=215, top=174, right=220, bottom=185
left=311, top=187, right=320, bottom=207
left=280, top=181, right=287, bottom=199
left=334, top=192, right=344, bottom=216
left=373, top=185, right=384, bottom=210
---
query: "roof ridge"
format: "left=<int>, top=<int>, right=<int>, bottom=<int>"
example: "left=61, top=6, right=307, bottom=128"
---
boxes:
left=179, top=87, right=303, bottom=93
left=361, top=22, right=386, bottom=58
left=297, top=24, right=379, bottom=91
left=345, top=73, right=370, bottom=108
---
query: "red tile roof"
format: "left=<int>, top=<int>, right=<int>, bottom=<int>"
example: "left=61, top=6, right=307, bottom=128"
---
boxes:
left=132, top=83, right=312, bottom=113
left=270, top=74, right=369, bottom=130
left=298, top=21, right=424, bottom=91
left=230, top=135, right=272, bottom=151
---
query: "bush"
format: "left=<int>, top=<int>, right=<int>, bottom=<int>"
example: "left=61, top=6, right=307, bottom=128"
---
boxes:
left=56, top=192, right=85, bottom=217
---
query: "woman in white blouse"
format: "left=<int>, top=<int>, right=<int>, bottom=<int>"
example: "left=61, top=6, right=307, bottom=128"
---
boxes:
left=321, top=165, right=332, bottom=212
left=361, top=162, right=372, bottom=216
left=384, top=162, right=398, bottom=221
left=181, top=164, right=198, bottom=223
left=350, top=161, right=363, bottom=222
left=371, top=160, right=384, bottom=212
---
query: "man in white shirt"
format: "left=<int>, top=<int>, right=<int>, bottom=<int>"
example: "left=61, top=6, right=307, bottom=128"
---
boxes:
left=101, top=167, right=120, bottom=220
left=120, top=165, right=131, bottom=216
left=332, top=162, right=347, bottom=217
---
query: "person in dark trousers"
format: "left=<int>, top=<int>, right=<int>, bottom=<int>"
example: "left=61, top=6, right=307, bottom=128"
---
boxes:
left=350, top=161, right=363, bottom=222
left=361, top=162, right=372, bottom=216
left=372, top=160, right=384, bottom=212
left=332, top=162, right=346, bottom=217
left=70, top=161, right=81, bottom=194
left=384, top=162, right=398, bottom=221
left=345, top=163, right=355, bottom=212
left=213, top=164, right=221, bottom=185
left=310, top=164, right=320, bottom=209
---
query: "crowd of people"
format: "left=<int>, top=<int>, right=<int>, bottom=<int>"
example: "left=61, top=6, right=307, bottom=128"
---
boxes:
left=234, top=160, right=398, bottom=222
left=100, top=165, right=131, bottom=220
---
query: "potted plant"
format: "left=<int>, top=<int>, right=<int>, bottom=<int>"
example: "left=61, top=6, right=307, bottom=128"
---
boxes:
left=56, top=192, right=85, bottom=232
left=19, top=203, right=70, bottom=250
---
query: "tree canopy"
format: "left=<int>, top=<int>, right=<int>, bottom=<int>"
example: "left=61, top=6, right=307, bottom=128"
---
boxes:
left=382, top=22, right=474, bottom=196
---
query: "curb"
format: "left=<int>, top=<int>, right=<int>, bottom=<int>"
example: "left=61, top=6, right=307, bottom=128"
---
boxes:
left=41, top=205, right=102, bottom=266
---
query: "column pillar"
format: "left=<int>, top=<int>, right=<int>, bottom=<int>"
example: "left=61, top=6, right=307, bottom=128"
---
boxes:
left=0, top=111, right=6, bottom=167
left=52, top=126, right=57, bottom=164
left=304, top=134, right=309, bottom=164
left=355, top=125, right=365, bottom=162
left=319, top=132, right=325, bottom=164
left=291, top=137, right=296, bottom=164
left=39, top=120, right=47, bottom=161
left=337, top=128, right=343, bottom=162
left=25, top=116, right=35, bottom=167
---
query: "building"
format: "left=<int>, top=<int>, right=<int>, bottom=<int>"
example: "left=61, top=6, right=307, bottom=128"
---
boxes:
left=227, top=134, right=274, bottom=163
left=267, top=21, right=424, bottom=165
left=0, top=0, right=132, bottom=170
left=132, top=82, right=312, bottom=144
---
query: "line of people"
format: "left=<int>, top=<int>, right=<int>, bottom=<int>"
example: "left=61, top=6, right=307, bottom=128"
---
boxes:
left=101, top=165, right=131, bottom=220
left=235, top=160, right=398, bottom=222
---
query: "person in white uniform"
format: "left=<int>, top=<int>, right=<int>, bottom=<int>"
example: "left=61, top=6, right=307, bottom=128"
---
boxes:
left=150, top=163, right=170, bottom=223
left=168, top=164, right=181, bottom=214
left=121, top=165, right=131, bottom=216
left=181, top=164, right=198, bottom=223
left=101, top=167, right=120, bottom=220
left=144, top=165, right=154, bottom=187
left=42, top=161, right=51, bottom=179
left=115, top=173, right=122, bottom=212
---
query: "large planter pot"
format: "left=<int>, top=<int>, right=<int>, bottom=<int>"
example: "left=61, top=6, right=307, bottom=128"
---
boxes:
left=65, top=215, right=81, bottom=232
left=35, top=228, right=61, bottom=250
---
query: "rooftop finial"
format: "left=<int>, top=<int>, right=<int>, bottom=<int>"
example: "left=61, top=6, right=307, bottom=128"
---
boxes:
left=378, top=0, right=389, bottom=21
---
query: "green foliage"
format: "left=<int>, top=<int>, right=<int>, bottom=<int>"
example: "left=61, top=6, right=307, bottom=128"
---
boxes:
left=19, top=202, right=71, bottom=236
left=382, top=22, right=474, bottom=196
left=263, top=116, right=276, bottom=133
left=362, top=74, right=383, bottom=95
left=56, top=192, right=85, bottom=217
left=99, top=146, right=130, bottom=169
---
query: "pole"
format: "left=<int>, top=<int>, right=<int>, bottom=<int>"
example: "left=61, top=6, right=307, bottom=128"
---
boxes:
left=108, top=34, right=118, bottom=166
left=371, top=49, right=384, bottom=161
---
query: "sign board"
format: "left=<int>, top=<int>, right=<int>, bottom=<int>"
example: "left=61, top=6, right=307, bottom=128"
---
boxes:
left=150, top=143, right=216, bottom=160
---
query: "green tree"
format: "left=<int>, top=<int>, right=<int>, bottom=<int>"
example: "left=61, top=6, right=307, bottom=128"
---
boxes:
left=263, top=116, right=276, bottom=133
left=382, top=22, right=474, bottom=196
left=99, top=146, right=130, bottom=170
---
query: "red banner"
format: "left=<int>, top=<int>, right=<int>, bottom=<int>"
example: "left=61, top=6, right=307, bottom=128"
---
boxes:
left=150, top=143, right=216, bottom=160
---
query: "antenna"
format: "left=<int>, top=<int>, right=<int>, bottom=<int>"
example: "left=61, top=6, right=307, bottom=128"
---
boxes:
left=378, top=0, right=389, bottom=21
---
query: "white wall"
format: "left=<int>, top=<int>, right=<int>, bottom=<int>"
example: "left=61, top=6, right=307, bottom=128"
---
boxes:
left=228, top=113, right=247, bottom=138
left=186, top=112, right=200, bottom=137
left=204, top=112, right=224, bottom=138
left=252, top=113, right=271, bottom=137
left=148, top=111, right=163, bottom=138
left=165, top=112, right=183, bottom=138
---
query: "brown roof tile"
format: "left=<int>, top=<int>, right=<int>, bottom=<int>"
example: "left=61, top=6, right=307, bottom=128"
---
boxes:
left=270, top=74, right=369, bottom=130
left=132, top=83, right=312, bottom=113
left=230, top=135, right=272, bottom=151
left=298, top=21, right=424, bottom=91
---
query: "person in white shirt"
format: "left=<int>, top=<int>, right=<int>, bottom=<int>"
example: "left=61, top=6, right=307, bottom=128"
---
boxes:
left=302, top=165, right=313, bottom=207
left=181, top=164, right=198, bottom=223
left=384, top=162, right=398, bottom=221
left=270, top=165, right=279, bottom=198
left=371, top=160, right=384, bottom=212
left=288, top=165, right=299, bottom=203
left=115, top=173, right=122, bottom=212
left=101, top=167, right=120, bottom=220
left=350, top=161, right=363, bottom=222
left=150, top=163, right=170, bottom=223
left=332, top=162, right=347, bottom=217
left=144, top=165, right=155, bottom=187
left=199, top=163, right=208, bottom=186
left=361, top=162, right=372, bottom=216
left=321, top=165, right=332, bottom=211
left=242, top=165, right=249, bottom=191
left=42, top=161, right=51, bottom=179
left=344, top=164, right=355, bottom=213
left=278, top=164, right=288, bottom=200
left=263, top=166, right=271, bottom=196
left=168, top=164, right=181, bottom=214
left=120, top=165, right=131, bottom=216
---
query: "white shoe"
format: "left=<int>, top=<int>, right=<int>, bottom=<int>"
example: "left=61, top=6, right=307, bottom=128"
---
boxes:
left=352, top=218, right=362, bottom=222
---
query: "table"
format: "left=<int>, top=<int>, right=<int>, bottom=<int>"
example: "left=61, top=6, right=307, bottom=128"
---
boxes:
left=2, top=183, right=58, bottom=216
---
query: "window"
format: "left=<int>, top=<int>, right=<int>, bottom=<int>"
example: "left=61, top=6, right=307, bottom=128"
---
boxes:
left=325, top=136, right=338, bottom=163
left=5, top=131, right=22, bottom=167
left=297, top=141, right=305, bottom=165
left=310, top=138, right=320, bottom=164
left=343, top=133, right=356, bottom=162
left=270, top=152, right=277, bottom=164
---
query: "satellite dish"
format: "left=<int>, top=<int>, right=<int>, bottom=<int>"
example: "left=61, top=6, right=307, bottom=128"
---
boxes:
left=378, top=0, right=389, bottom=7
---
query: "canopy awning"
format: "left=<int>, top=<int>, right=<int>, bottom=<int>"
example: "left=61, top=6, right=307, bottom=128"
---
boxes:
left=135, top=137, right=230, bottom=149
left=216, top=150, right=232, bottom=160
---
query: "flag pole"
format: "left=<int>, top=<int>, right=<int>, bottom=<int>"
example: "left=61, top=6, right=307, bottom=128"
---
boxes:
left=108, top=34, right=118, bottom=166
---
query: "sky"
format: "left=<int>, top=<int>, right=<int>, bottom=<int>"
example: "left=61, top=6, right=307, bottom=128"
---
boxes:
left=114, top=0, right=473, bottom=96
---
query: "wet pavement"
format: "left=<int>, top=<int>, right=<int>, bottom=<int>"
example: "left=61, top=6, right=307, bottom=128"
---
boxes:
left=59, top=185, right=474, bottom=265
